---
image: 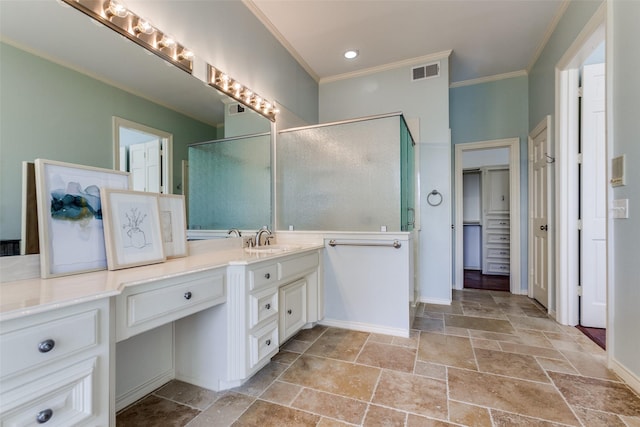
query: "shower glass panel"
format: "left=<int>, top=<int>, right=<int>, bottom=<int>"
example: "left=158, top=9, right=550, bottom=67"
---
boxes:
left=188, top=133, right=270, bottom=230
left=276, top=113, right=415, bottom=232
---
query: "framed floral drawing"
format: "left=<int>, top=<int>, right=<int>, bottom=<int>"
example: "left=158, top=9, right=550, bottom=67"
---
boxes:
left=100, top=189, right=165, bottom=270
left=34, top=159, right=130, bottom=278
left=158, top=194, right=188, bottom=258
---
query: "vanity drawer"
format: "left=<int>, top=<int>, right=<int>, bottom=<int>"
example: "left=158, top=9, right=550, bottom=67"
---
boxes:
left=249, top=263, right=278, bottom=290
left=117, top=269, right=225, bottom=341
left=248, top=321, right=278, bottom=369
left=486, top=261, right=510, bottom=275
left=0, top=309, right=98, bottom=379
left=486, top=232, right=510, bottom=244
left=249, top=287, right=279, bottom=329
left=0, top=357, right=98, bottom=426
left=278, top=252, right=319, bottom=282
left=486, top=248, right=510, bottom=259
left=486, top=218, right=510, bottom=228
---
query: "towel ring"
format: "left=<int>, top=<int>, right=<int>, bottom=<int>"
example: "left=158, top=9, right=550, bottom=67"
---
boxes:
left=427, top=190, right=443, bottom=207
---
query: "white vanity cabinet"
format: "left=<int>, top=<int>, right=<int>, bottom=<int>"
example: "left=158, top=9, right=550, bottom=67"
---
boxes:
left=174, top=249, right=321, bottom=391
left=0, top=298, right=111, bottom=426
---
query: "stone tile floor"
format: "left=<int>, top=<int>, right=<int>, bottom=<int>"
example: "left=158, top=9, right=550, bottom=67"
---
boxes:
left=116, top=289, right=640, bottom=426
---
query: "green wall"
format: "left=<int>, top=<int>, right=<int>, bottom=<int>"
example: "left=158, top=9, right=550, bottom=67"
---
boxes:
left=0, top=42, right=220, bottom=240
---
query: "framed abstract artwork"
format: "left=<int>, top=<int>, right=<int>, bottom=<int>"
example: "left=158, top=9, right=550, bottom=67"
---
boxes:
left=158, top=194, right=188, bottom=258
left=100, top=189, right=165, bottom=270
left=34, top=159, right=130, bottom=278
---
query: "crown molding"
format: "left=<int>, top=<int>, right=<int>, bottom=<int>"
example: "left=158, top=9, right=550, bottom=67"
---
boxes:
left=449, top=70, right=528, bottom=88
left=320, top=50, right=452, bottom=84
left=242, top=0, right=319, bottom=83
left=527, top=0, right=571, bottom=72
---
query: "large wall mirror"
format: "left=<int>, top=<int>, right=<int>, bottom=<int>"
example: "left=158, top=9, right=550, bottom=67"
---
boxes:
left=0, top=1, right=272, bottom=251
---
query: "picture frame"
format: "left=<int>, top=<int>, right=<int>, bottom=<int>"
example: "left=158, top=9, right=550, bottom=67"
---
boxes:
left=158, top=194, right=188, bottom=258
left=100, top=189, right=165, bottom=270
left=34, top=159, right=130, bottom=278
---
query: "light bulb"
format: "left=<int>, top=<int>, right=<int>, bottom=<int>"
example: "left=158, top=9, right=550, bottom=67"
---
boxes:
left=178, top=49, right=194, bottom=60
left=158, top=35, right=175, bottom=48
left=106, top=0, right=128, bottom=18
left=133, top=19, right=154, bottom=35
left=344, top=49, right=358, bottom=59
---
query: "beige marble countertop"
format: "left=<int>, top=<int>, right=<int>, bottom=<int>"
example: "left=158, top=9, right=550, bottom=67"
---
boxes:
left=0, top=239, right=323, bottom=322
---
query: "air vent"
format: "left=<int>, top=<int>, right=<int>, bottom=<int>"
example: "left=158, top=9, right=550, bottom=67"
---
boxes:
left=411, top=62, right=440, bottom=82
left=228, top=103, right=246, bottom=115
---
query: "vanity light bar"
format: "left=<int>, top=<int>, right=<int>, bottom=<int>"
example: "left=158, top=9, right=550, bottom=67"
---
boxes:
left=61, top=0, right=194, bottom=74
left=207, top=65, right=278, bottom=122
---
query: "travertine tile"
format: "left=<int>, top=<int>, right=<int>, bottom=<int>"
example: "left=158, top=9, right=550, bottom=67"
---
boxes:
left=259, top=381, right=302, bottom=406
left=507, top=314, right=563, bottom=332
left=444, top=326, right=469, bottom=337
left=549, top=372, right=640, bottom=416
left=418, top=332, right=477, bottom=370
left=362, top=404, right=406, bottom=426
left=447, top=368, right=580, bottom=425
left=154, top=380, right=222, bottom=410
left=291, top=325, right=328, bottom=342
left=292, top=388, right=367, bottom=424
left=280, top=355, right=380, bottom=400
left=316, top=418, right=353, bottom=427
left=406, top=414, right=457, bottom=426
left=444, top=314, right=515, bottom=334
left=392, top=329, right=420, bottom=348
left=305, top=328, right=369, bottom=362
left=369, top=333, right=394, bottom=344
left=232, top=400, right=319, bottom=426
left=356, top=341, right=416, bottom=372
left=116, top=395, right=199, bottom=427
left=560, top=350, right=620, bottom=381
left=474, top=348, right=549, bottom=382
left=620, top=415, right=640, bottom=426
left=448, top=400, right=492, bottom=427
left=372, top=369, right=447, bottom=420
left=271, top=350, right=300, bottom=365
left=282, top=339, right=313, bottom=353
left=412, top=316, right=444, bottom=333
left=549, top=338, right=586, bottom=352
left=490, top=410, right=569, bottom=426
left=232, top=362, right=288, bottom=396
left=498, top=341, right=564, bottom=359
left=461, top=305, right=508, bottom=319
left=413, top=361, right=447, bottom=380
left=196, top=392, right=255, bottom=426
left=471, top=338, right=501, bottom=351
left=467, top=329, right=521, bottom=343
left=422, top=302, right=463, bottom=315
left=535, top=356, right=579, bottom=375
left=573, top=406, right=628, bottom=427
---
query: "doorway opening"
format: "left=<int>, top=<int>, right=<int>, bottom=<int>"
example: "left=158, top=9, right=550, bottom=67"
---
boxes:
left=454, top=138, right=521, bottom=294
left=112, top=117, right=173, bottom=194
left=554, top=5, right=607, bottom=351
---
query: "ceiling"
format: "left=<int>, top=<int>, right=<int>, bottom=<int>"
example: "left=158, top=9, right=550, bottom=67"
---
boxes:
left=0, top=0, right=566, bottom=127
left=247, top=0, right=566, bottom=84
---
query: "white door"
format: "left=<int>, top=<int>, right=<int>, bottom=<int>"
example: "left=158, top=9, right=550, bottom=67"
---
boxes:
left=529, top=119, right=550, bottom=308
left=145, top=139, right=161, bottom=193
left=129, top=143, right=147, bottom=192
left=580, top=63, right=606, bottom=328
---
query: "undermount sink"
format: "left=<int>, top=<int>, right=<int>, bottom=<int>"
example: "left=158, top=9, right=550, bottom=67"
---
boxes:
left=244, top=244, right=301, bottom=254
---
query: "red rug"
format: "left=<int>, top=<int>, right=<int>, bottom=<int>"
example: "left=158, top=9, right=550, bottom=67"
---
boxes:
left=576, top=325, right=606, bottom=350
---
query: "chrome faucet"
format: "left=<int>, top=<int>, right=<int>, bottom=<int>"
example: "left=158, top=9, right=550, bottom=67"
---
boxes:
left=227, top=228, right=242, bottom=237
left=255, top=226, right=272, bottom=246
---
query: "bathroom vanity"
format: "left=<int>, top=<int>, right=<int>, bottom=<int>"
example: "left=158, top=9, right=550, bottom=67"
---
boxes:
left=0, top=238, right=323, bottom=426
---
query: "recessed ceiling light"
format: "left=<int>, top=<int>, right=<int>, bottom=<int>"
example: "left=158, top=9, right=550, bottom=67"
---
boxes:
left=344, top=49, right=359, bottom=60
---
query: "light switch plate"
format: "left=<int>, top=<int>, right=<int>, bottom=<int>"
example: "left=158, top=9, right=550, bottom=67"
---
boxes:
left=612, top=199, right=629, bottom=219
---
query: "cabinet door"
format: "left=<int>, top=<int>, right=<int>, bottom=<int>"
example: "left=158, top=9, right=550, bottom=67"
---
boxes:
left=279, top=279, right=307, bottom=342
left=485, top=169, right=509, bottom=213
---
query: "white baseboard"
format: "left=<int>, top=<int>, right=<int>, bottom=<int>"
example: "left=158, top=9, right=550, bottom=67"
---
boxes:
left=115, top=370, right=174, bottom=412
left=319, top=319, right=409, bottom=338
left=610, top=358, right=640, bottom=396
left=418, top=297, right=451, bottom=306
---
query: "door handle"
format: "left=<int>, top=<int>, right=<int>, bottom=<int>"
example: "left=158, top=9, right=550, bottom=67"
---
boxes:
left=540, top=225, right=548, bottom=231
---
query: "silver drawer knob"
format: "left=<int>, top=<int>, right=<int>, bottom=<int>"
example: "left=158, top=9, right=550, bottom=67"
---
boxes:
left=264, top=273, right=271, bottom=279
left=266, top=339, right=271, bottom=346
left=288, top=309, right=293, bottom=315
left=36, top=409, right=53, bottom=423
left=184, top=291, right=192, bottom=300
left=38, top=339, right=55, bottom=353
left=265, top=303, right=271, bottom=310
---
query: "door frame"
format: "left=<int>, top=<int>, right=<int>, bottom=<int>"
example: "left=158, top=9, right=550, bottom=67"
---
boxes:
left=527, top=115, right=554, bottom=309
left=112, top=117, right=173, bottom=193
left=454, top=138, right=521, bottom=294
left=554, top=4, right=605, bottom=326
